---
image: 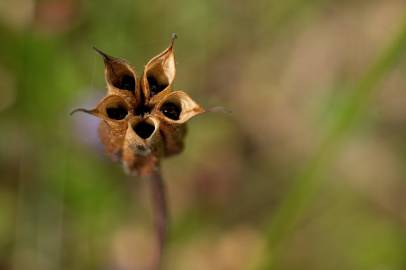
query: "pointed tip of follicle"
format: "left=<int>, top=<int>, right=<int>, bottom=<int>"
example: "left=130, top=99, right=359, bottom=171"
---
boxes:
left=70, top=108, right=95, bottom=116
left=92, top=46, right=113, bottom=61
left=171, top=32, right=178, bottom=41
left=170, top=33, right=178, bottom=48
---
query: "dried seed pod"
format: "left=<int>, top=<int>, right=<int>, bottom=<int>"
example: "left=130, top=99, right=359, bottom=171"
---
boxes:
left=72, top=35, right=222, bottom=176
left=98, top=120, right=127, bottom=160
left=155, top=91, right=205, bottom=124
left=159, top=121, right=187, bottom=157
left=94, top=47, right=139, bottom=107
left=122, top=116, right=164, bottom=175
left=154, top=91, right=204, bottom=156
left=72, top=95, right=130, bottom=120
left=142, top=34, right=177, bottom=104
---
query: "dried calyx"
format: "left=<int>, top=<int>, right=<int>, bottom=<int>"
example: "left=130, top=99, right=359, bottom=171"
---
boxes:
left=71, top=34, right=224, bottom=176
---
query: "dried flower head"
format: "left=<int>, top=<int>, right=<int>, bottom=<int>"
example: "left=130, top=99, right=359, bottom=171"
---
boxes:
left=72, top=34, right=208, bottom=176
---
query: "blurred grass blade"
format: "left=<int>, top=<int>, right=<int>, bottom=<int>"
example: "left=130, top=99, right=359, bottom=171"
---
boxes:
left=257, top=10, right=406, bottom=270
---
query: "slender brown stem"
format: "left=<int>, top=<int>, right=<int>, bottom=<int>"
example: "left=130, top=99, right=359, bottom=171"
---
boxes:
left=148, top=168, right=168, bottom=270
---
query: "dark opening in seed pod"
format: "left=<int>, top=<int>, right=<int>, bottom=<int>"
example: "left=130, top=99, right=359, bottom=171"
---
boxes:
left=117, top=75, right=136, bottom=91
left=134, top=104, right=152, bottom=117
left=106, top=106, right=128, bottom=120
left=160, top=102, right=181, bottom=120
left=148, top=75, right=168, bottom=97
left=112, top=74, right=136, bottom=92
left=133, top=121, right=155, bottom=139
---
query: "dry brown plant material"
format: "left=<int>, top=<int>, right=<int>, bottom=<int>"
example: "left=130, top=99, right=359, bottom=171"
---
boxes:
left=72, top=34, right=206, bottom=176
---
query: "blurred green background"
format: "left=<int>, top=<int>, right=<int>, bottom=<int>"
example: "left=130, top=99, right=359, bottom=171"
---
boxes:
left=1, top=0, right=406, bottom=269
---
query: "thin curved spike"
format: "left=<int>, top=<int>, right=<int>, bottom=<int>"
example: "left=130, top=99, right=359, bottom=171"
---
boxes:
left=206, top=106, right=232, bottom=114
left=70, top=108, right=96, bottom=116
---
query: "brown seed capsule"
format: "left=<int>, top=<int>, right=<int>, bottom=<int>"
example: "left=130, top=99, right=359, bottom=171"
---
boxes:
left=72, top=34, right=215, bottom=176
left=155, top=91, right=205, bottom=124
left=154, top=91, right=204, bottom=156
left=142, top=34, right=177, bottom=104
left=71, top=95, right=130, bottom=120
left=93, top=47, right=139, bottom=108
left=122, top=117, right=164, bottom=175
left=98, top=120, right=126, bottom=160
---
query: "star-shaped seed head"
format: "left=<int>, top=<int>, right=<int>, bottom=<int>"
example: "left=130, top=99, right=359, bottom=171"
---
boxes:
left=72, top=34, right=206, bottom=176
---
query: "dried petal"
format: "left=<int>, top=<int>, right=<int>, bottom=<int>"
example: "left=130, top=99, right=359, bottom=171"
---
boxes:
left=142, top=34, right=177, bottom=103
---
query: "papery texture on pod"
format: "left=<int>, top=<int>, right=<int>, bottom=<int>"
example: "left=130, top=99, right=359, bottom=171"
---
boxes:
left=96, top=95, right=130, bottom=160
left=94, top=47, right=139, bottom=107
left=122, top=116, right=164, bottom=176
left=98, top=120, right=127, bottom=160
left=142, top=35, right=176, bottom=104
left=87, top=94, right=131, bottom=121
left=159, top=122, right=187, bottom=157
left=154, top=91, right=204, bottom=156
left=155, top=91, right=205, bottom=124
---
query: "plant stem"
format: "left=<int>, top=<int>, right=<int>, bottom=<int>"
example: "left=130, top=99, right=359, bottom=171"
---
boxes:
left=148, top=168, right=168, bottom=270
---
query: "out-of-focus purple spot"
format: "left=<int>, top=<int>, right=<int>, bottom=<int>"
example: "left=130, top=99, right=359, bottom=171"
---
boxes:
left=70, top=90, right=104, bottom=153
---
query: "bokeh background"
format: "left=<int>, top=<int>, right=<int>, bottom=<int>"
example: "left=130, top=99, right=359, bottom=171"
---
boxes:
left=1, top=0, right=406, bottom=269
